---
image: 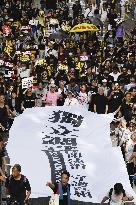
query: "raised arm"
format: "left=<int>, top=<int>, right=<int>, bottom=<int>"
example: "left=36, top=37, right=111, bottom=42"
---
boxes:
left=100, top=196, right=109, bottom=205
left=123, top=195, right=134, bottom=201
left=46, top=182, right=55, bottom=190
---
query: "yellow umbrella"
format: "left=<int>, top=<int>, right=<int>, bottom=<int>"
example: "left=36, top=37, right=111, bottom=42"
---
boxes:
left=70, top=23, right=99, bottom=33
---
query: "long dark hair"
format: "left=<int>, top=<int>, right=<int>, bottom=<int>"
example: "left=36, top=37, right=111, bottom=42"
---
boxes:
left=114, top=183, right=126, bottom=196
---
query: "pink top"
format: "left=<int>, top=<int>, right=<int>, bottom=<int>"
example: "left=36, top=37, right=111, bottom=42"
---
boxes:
left=43, top=91, right=59, bottom=106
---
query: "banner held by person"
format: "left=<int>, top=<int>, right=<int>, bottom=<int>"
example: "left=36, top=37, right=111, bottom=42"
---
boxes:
left=7, top=107, right=136, bottom=202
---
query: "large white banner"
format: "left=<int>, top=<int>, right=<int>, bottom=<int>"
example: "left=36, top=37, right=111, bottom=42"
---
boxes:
left=7, top=107, right=136, bottom=203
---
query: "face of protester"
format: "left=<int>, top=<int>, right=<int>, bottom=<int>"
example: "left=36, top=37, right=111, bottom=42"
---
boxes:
left=129, top=56, right=134, bottom=62
left=68, top=93, right=73, bottom=99
left=59, top=94, right=64, bottom=100
left=70, top=69, right=75, bottom=77
left=77, top=48, right=81, bottom=54
left=131, top=132, right=136, bottom=142
left=66, top=42, right=70, bottom=48
left=9, top=85, right=14, bottom=92
left=50, top=87, right=55, bottom=93
left=125, top=93, right=131, bottom=103
left=48, top=42, right=53, bottom=48
left=87, top=68, right=92, bottom=75
left=80, top=35, right=84, bottom=40
left=0, top=75, right=3, bottom=82
left=12, top=92, right=17, bottom=99
left=91, top=80, right=97, bottom=87
left=131, top=89, right=136, bottom=97
left=0, top=140, right=4, bottom=149
left=114, top=84, right=119, bottom=91
left=124, top=41, right=128, bottom=47
left=102, top=81, right=107, bottom=87
left=61, top=174, right=69, bottom=186
left=12, top=167, right=20, bottom=178
left=122, top=68, right=127, bottom=75
left=105, top=61, right=111, bottom=68
left=129, top=124, right=136, bottom=132
left=59, top=81, right=64, bottom=89
left=42, top=71, right=48, bottom=80
left=113, top=67, right=118, bottom=74
left=59, top=47, right=64, bottom=53
left=31, top=54, right=35, bottom=61
left=27, top=88, right=32, bottom=95
left=0, top=95, right=5, bottom=104
left=81, top=85, right=86, bottom=93
left=103, top=3, right=107, bottom=10
left=99, top=88, right=104, bottom=95
left=104, top=70, right=109, bottom=77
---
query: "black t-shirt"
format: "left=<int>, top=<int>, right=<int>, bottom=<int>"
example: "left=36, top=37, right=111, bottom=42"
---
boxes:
left=117, top=74, right=130, bottom=84
left=5, top=175, right=31, bottom=202
left=0, top=147, right=5, bottom=168
left=124, top=61, right=136, bottom=75
left=23, top=94, right=36, bottom=108
left=94, top=94, right=108, bottom=114
left=0, top=82, right=5, bottom=94
left=132, top=96, right=136, bottom=104
left=89, top=87, right=98, bottom=111
left=133, top=144, right=136, bottom=152
left=57, top=98, right=65, bottom=106
left=108, top=91, right=124, bottom=112
left=0, top=106, right=8, bottom=129
left=120, top=101, right=133, bottom=122
left=53, top=183, right=70, bottom=205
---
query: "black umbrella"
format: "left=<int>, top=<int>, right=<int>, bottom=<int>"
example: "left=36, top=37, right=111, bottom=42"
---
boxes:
left=49, top=31, right=69, bottom=40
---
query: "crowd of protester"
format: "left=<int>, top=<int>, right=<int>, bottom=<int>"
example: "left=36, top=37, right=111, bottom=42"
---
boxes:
left=0, top=0, right=136, bottom=196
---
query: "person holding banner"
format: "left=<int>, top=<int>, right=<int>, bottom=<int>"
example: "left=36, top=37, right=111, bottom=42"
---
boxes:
left=101, top=183, right=134, bottom=205
left=5, top=164, right=31, bottom=205
left=94, top=87, right=108, bottom=114
left=64, top=91, right=79, bottom=107
left=46, top=170, right=70, bottom=205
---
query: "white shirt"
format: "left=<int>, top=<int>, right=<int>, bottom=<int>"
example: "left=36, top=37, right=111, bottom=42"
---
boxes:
left=120, top=0, right=126, bottom=6
left=101, top=9, right=107, bottom=22
left=84, top=8, right=93, bottom=18
left=109, top=72, right=121, bottom=82
left=106, top=189, right=124, bottom=205
left=103, top=86, right=110, bottom=97
left=64, top=97, right=79, bottom=107
left=121, top=129, right=132, bottom=143
left=125, top=139, right=135, bottom=162
left=29, top=19, right=39, bottom=26
left=58, top=87, right=67, bottom=95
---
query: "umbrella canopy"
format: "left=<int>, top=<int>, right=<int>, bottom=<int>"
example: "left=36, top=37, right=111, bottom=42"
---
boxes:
left=49, top=31, right=68, bottom=40
left=70, top=23, right=99, bottom=33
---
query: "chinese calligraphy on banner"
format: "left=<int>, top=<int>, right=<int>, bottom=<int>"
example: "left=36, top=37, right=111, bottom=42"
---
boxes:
left=7, top=107, right=136, bottom=202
